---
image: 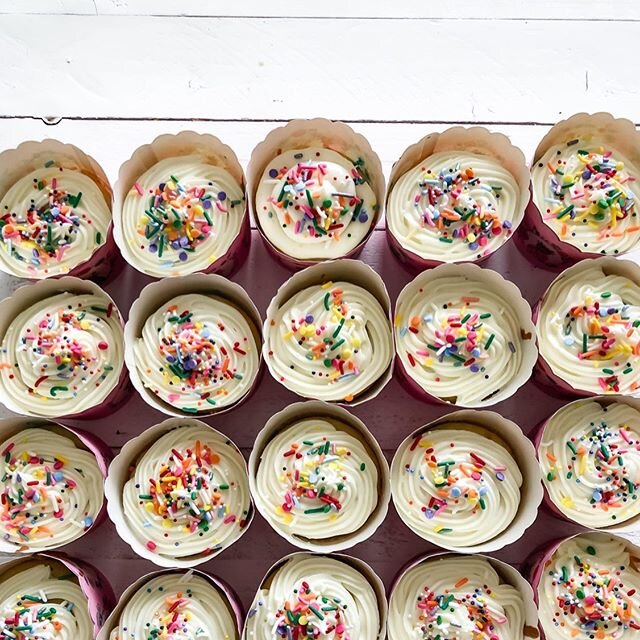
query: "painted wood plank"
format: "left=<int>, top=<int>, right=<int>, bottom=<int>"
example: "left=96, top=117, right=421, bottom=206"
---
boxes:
left=0, top=0, right=95, bottom=14
left=1, top=16, right=639, bottom=122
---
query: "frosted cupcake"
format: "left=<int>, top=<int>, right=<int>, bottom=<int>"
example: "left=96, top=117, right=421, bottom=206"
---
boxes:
left=250, top=401, right=389, bottom=551
left=104, top=571, right=240, bottom=640
left=535, top=258, right=640, bottom=396
left=264, top=260, right=393, bottom=404
left=535, top=532, right=640, bottom=640
left=244, top=553, right=384, bottom=640
left=106, top=419, right=252, bottom=567
left=127, top=275, right=262, bottom=416
left=388, top=555, right=530, bottom=640
left=0, top=278, right=126, bottom=419
left=386, top=127, right=529, bottom=268
left=0, top=421, right=106, bottom=553
left=538, top=397, right=640, bottom=529
left=248, top=119, right=384, bottom=266
left=394, top=263, right=536, bottom=407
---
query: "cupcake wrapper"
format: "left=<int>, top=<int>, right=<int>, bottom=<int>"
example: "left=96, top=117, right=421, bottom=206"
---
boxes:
left=124, top=272, right=263, bottom=417
left=246, top=118, right=385, bottom=270
left=391, top=409, right=543, bottom=554
left=248, top=400, right=390, bottom=552
left=386, top=126, right=530, bottom=271
left=0, top=138, right=118, bottom=281
left=113, top=131, right=250, bottom=279
left=105, top=417, right=254, bottom=569
left=96, top=568, right=243, bottom=640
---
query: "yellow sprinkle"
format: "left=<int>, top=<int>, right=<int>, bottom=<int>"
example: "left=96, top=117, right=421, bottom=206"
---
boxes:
left=321, top=281, right=333, bottom=289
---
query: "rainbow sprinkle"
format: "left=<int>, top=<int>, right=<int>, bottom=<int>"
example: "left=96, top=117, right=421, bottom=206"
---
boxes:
left=0, top=592, right=72, bottom=639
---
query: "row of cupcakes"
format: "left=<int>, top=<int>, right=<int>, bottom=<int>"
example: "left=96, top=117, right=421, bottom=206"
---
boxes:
left=1, top=396, right=637, bottom=564
left=1, top=530, right=637, bottom=640
left=3, top=254, right=640, bottom=422
left=1, top=112, right=638, bottom=281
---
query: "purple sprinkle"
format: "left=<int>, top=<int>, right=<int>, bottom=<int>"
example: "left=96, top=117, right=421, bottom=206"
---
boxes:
left=305, top=314, right=314, bottom=323
left=496, top=472, right=505, bottom=481
left=179, top=236, right=189, bottom=248
left=149, top=243, right=158, bottom=253
left=183, top=358, right=197, bottom=370
left=159, top=183, right=166, bottom=191
left=582, top=170, right=591, bottom=180
left=178, top=251, right=188, bottom=262
left=166, top=355, right=176, bottom=363
left=218, top=191, right=227, bottom=201
left=358, top=212, right=369, bottom=223
left=470, top=364, right=480, bottom=373
left=425, top=509, right=435, bottom=519
left=203, top=199, right=212, bottom=209
left=502, top=220, right=512, bottom=229
left=607, top=308, right=616, bottom=315
left=468, top=242, right=479, bottom=251
left=171, top=240, right=181, bottom=250
left=269, top=168, right=278, bottom=178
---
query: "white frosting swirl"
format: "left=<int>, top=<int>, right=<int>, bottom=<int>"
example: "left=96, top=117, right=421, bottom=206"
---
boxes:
left=121, top=423, right=251, bottom=563
left=265, top=281, right=393, bottom=402
left=255, top=147, right=377, bottom=260
left=0, top=427, right=104, bottom=552
left=388, top=555, right=526, bottom=640
left=108, top=572, right=238, bottom=640
left=537, top=533, right=640, bottom=640
left=120, top=156, right=245, bottom=277
left=254, top=417, right=379, bottom=541
left=395, top=272, right=529, bottom=406
left=539, top=399, right=640, bottom=528
left=0, top=563, right=93, bottom=640
left=244, top=554, right=380, bottom=640
left=532, top=139, right=640, bottom=255
left=0, top=292, right=125, bottom=418
left=391, top=425, right=522, bottom=548
left=133, top=293, right=260, bottom=413
left=387, top=150, right=520, bottom=262
left=0, top=165, right=111, bottom=279
left=536, top=262, right=640, bottom=395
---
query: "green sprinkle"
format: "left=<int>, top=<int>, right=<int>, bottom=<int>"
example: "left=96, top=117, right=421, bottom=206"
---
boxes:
left=332, top=318, right=345, bottom=338
left=586, top=545, right=597, bottom=555
left=557, top=205, right=574, bottom=219
left=484, top=334, right=495, bottom=350
left=601, top=291, right=612, bottom=298
left=438, top=237, right=454, bottom=243
left=323, top=293, right=330, bottom=310
left=50, top=386, right=68, bottom=397
left=360, top=463, right=366, bottom=471
left=479, top=313, right=492, bottom=319
left=330, top=339, right=345, bottom=351
left=566, top=441, right=577, bottom=455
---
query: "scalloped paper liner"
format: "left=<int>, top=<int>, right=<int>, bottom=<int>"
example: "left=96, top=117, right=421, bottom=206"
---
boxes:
left=0, top=138, right=118, bottom=281
left=113, top=131, right=251, bottom=278
left=394, top=262, right=537, bottom=407
left=124, top=272, right=263, bottom=417
left=515, top=112, right=640, bottom=270
left=246, top=118, right=385, bottom=270
left=386, top=126, right=530, bottom=271
left=390, top=408, right=543, bottom=554
left=248, top=400, right=390, bottom=552
left=0, top=276, right=130, bottom=419
left=105, top=416, right=254, bottom=569
left=97, top=567, right=243, bottom=640
left=263, top=258, right=394, bottom=406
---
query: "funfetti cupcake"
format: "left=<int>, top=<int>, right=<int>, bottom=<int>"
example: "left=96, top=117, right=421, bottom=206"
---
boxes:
left=125, top=273, right=262, bottom=417
left=521, top=113, right=640, bottom=269
left=390, top=410, right=542, bottom=553
left=0, top=277, right=127, bottom=419
left=243, top=552, right=387, bottom=640
left=0, top=139, right=116, bottom=280
left=531, top=532, right=640, bottom=640
left=394, top=263, right=537, bottom=407
left=0, top=417, right=110, bottom=554
left=249, top=401, right=390, bottom=552
left=386, top=126, right=530, bottom=270
left=537, top=396, right=640, bottom=531
left=388, top=554, right=539, bottom=640
left=105, top=418, right=252, bottom=568
left=535, top=258, right=640, bottom=397
left=247, top=119, right=384, bottom=268
left=114, top=132, right=249, bottom=278
left=99, top=569, right=242, bottom=640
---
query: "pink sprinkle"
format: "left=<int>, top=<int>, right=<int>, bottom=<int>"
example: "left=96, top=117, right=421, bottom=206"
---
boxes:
left=223, top=514, right=236, bottom=524
left=146, top=540, right=157, bottom=551
left=134, top=182, right=143, bottom=196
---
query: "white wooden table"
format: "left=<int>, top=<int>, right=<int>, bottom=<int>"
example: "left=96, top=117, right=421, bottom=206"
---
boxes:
left=0, top=0, right=639, bottom=615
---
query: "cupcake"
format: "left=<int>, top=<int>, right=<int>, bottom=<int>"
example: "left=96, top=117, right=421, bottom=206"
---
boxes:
left=0, top=418, right=108, bottom=553
left=249, top=401, right=390, bottom=551
left=537, top=397, right=640, bottom=530
left=535, top=258, right=640, bottom=396
left=390, top=410, right=542, bottom=552
left=101, top=570, right=241, bottom=640
left=125, top=274, right=262, bottom=417
left=0, top=140, right=115, bottom=280
left=106, top=418, right=252, bottom=568
left=386, top=127, right=529, bottom=269
left=0, top=277, right=126, bottom=419
left=394, top=263, right=537, bottom=407
left=114, top=132, right=249, bottom=278
left=244, top=553, right=386, bottom=640
left=263, top=259, right=393, bottom=404
left=248, top=118, right=384, bottom=267
left=388, top=554, right=537, bottom=640
left=523, top=113, right=640, bottom=268
left=533, top=532, right=640, bottom=640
